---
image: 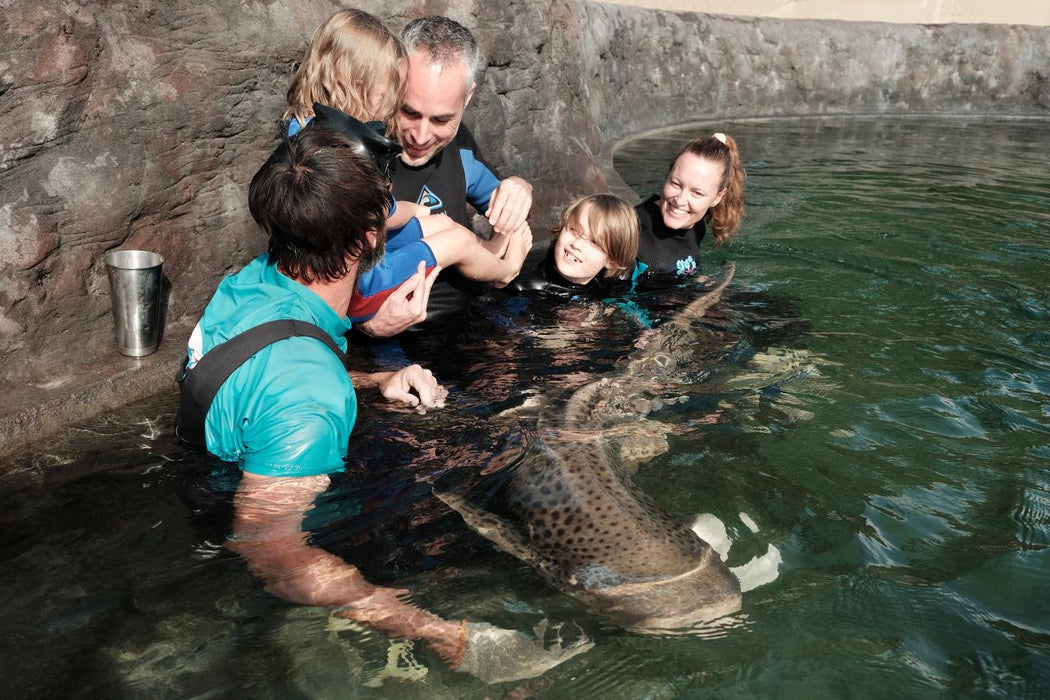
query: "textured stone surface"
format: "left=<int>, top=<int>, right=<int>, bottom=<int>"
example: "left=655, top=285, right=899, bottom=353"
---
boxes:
left=1, top=0, right=1047, bottom=452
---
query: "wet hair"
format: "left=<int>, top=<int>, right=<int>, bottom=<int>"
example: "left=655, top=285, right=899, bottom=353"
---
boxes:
left=283, top=9, right=405, bottom=133
left=249, top=127, right=388, bottom=285
left=401, top=16, right=480, bottom=89
left=670, top=133, right=746, bottom=243
left=555, top=194, right=639, bottom=278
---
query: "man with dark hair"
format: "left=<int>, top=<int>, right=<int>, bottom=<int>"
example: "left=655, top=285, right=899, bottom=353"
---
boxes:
left=179, top=124, right=585, bottom=681
left=180, top=125, right=467, bottom=662
left=184, top=127, right=442, bottom=468
left=359, top=15, right=534, bottom=333
left=251, top=125, right=389, bottom=283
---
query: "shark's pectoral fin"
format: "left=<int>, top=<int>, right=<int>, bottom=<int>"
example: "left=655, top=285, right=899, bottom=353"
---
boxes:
left=689, top=513, right=732, bottom=561
left=430, top=487, right=542, bottom=568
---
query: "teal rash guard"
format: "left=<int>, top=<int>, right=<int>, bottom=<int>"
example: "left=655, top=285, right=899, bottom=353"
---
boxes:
left=186, top=255, right=356, bottom=477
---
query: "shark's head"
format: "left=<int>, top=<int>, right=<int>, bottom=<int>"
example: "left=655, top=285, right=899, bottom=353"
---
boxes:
left=584, top=552, right=742, bottom=631
left=625, top=351, right=679, bottom=382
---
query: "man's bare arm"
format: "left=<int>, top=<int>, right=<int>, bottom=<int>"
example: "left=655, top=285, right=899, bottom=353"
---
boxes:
left=350, top=363, right=448, bottom=409
left=227, top=472, right=463, bottom=665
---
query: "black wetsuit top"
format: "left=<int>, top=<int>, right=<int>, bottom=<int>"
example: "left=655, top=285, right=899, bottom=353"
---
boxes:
left=506, top=244, right=626, bottom=298
left=635, top=194, right=707, bottom=277
left=390, top=124, right=502, bottom=323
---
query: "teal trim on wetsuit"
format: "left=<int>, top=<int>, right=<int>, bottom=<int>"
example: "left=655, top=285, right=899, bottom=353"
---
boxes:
left=630, top=260, right=649, bottom=284
left=187, top=255, right=356, bottom=477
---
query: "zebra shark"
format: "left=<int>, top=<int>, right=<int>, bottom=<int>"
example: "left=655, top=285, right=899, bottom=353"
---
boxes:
left=434, top=263, right=768, bottom=630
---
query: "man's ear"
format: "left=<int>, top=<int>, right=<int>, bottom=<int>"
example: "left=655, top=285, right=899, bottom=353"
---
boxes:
left=465, top=82, right=477, bottom=107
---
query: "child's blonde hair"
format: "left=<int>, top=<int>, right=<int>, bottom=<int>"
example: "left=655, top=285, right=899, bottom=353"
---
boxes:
left=283, top=9, right=405, bottom=133
left=555, top=194, right=639, bottom=278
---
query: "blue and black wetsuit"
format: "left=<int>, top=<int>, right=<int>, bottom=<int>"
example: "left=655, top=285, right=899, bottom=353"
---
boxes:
left=391, top=125, right=503, bottom=323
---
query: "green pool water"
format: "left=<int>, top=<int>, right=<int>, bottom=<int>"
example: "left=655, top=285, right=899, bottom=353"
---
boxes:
left=1, top=115, right=1047, bottom=697
left=613, top=115, right=1050, bottom=696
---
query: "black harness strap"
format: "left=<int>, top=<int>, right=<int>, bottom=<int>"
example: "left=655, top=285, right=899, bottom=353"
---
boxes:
left=176, top=319, right=349, bottom=448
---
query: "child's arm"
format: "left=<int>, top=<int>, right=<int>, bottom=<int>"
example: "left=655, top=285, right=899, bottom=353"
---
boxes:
left=418, top=216, right=532, bottom=288
left=385, top=201, right=431, bottom=230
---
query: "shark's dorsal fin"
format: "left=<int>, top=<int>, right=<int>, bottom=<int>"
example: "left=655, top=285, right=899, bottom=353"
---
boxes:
left=621, top=262, right=735, bottom=382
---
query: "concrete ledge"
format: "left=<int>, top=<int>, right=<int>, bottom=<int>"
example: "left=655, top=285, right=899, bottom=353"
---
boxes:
left=0, top=321, right=191, bottom=459
left=599, top=0, right=1050, bottom=26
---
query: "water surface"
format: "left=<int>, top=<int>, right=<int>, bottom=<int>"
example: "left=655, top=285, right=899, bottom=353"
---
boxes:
left=2, top=116, right=1048, bottom=697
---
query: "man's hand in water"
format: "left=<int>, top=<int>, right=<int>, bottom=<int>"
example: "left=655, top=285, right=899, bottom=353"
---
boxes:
left=379, top=364, right=448, bottom=409
left=357, top=262, right=442, bottom=337
left=455, top=621, right=594, bottom=684
left=485, top=176, right=533, bottom=236
left=353, top=364, right=448, bottom=410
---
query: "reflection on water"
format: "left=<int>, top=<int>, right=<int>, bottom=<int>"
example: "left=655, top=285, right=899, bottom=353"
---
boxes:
left=2, top=116, right=1049, bottom=696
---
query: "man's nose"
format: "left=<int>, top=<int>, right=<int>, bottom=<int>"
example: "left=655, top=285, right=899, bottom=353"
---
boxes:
left=411, top=119, right=430, bottom=144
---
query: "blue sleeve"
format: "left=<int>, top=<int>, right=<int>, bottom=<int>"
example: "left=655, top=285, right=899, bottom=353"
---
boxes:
left=385, top=216, right=424, bottom=253
left=460, top=148, right=503, bottom=214
left=287, top=117, right=313, bottom=137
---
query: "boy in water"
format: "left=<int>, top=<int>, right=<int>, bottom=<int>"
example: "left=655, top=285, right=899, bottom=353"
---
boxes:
left=509, top=194, right=640, bottom=297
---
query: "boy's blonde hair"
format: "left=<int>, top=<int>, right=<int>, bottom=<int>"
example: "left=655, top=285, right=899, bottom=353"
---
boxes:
left=284, top=10, right=405, bottom=133
left=555, top=194, right=639, bottom=278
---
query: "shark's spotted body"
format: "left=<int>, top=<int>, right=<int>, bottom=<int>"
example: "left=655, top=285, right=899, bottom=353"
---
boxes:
left=437, top=264, right=744, bottom=629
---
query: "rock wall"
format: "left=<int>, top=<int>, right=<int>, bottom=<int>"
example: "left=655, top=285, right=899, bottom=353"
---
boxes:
left=1, top=0, right=1047, bottom=447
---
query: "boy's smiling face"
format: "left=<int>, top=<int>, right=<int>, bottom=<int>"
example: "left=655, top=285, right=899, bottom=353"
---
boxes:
left=554, top=206, right=609, bottom=285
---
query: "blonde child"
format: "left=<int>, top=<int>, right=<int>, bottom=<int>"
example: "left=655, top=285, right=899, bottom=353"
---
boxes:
left=284, top=9, right=404, bottom=134
left=509, top=194, right=639, bottom=296
left=283, top=9, right=531, bottom=321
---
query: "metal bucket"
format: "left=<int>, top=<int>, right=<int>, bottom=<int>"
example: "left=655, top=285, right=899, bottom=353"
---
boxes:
left=103, top=249, right=165, bottom=357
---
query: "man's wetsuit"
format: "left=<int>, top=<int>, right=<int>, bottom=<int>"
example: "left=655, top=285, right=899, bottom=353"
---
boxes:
left=635, top=194, right=707, bottom=278
left=391, top=124, right=502, bottom=322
